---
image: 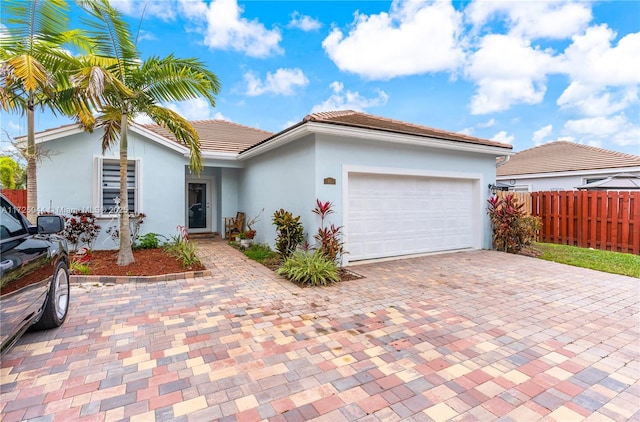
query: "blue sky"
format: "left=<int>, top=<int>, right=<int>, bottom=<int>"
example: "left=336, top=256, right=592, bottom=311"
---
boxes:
left=2, top=0, right=639, bottom=156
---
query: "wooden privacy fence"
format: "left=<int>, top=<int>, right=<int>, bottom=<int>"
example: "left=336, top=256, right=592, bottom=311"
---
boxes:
left=1, top=189, right=27, bottom=210
left=531, top=191, right=640, bottom=254
left=495, top=191, right=532, bottom=215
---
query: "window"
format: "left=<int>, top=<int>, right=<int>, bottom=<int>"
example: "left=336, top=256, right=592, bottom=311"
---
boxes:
left=96, top=158, right=140, bottom=215
left=0, top=198, right=27, bottom=241
left=585, top=177, right=605, bottom=185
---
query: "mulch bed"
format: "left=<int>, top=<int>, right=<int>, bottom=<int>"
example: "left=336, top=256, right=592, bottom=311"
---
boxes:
left=74, top=248, right=206, bottom=277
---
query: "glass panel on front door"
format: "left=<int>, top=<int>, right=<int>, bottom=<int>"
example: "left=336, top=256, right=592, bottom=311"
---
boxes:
left=188, top=183, right=207, bottom=229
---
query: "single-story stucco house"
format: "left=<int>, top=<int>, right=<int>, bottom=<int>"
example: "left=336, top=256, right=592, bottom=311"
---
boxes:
left=496, top=141, right=640, bottom=192
left=36, top=110, right=512, bottom=265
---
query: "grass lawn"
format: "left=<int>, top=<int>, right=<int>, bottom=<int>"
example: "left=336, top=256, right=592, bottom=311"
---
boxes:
left=533, top=243, right=640, bottom=278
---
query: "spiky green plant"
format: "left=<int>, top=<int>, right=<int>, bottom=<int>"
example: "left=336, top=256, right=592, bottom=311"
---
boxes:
left=276, top=251, right=340, bottom=287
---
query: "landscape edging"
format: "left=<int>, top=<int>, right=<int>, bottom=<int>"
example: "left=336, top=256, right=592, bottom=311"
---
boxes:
left=70, top=269, right=212, bottom=284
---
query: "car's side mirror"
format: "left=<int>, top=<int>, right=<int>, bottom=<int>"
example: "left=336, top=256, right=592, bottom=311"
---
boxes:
left=37, top=215, right=65, bottom=234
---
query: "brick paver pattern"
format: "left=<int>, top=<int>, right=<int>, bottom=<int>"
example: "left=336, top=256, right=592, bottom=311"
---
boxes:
left=1, top=241, right=638, bottom=421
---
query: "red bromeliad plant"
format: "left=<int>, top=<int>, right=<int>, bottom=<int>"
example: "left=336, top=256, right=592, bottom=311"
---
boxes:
left=313, top=199, right=345, bottom=264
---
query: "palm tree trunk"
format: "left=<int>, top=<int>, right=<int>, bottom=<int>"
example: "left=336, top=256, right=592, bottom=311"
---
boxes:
left=26, top=93, right=37, bottom=223
left=117, top=112, right=134, bottom=265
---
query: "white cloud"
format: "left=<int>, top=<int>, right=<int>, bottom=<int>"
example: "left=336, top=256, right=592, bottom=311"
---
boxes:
left=179, top=0, right=282, bottom=58
left=491, top=130, right=515, bottom=144
left=466, top=34, right=554, bottom=114
left=477, top=118, right=495, bottom=128
left=532, top=124, right=553, bottom=145
left=244, top=68, right=309, bottom=96
left=556, top=26, right=640, bottom=115
left=564, top=114, right=640, bottom=147
left=557, top=84, right=638, bottom=117
left=136, top=30, right=157, bottom=42
left=558, top=26, right=640, bottom=87
left=213, top=112, right=231, bottom=121
left=322, top=0, right=464, bottom=80
left=311, top=81, right=389, bottom=113
left=281, top=120, right=299, bottom=130
left=459, top=127, right=473, bottom=135
left=166, top=97, right=219, bottom=121
left=134, top=98, right=222, bottom=123
left=288, top=12, right=322, bottom=31
left=467, top=1, right=592, bottom=40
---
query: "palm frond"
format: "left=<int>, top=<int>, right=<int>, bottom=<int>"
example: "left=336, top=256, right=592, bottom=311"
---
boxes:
left=1, top=0, right=70, bottom=48
left=95, top=106, right=123, bottom=153
left=76, top=0, right=138, bottom=82
left=137, top=55, right=221, bottom=105
left=146, top=105, right=203, bottom=173
left=6, top=54, right=53, bottom=94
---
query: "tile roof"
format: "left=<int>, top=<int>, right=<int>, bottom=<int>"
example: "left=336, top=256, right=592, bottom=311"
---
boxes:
left=141, top=120, right=273, bottom=154
left=497, top=141, right=640, bottom=176
left=302, top=110, right=512, bottom=150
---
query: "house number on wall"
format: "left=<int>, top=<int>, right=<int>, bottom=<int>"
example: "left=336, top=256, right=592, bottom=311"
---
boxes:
left=324, top=177, right=336, bottom=185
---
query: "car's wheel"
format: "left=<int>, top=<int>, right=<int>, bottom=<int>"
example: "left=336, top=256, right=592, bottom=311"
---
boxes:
left=33, top=261, right=70, bottom=330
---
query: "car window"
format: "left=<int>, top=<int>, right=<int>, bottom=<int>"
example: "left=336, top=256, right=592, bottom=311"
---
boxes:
left=0, top=198, right=28, bottom=241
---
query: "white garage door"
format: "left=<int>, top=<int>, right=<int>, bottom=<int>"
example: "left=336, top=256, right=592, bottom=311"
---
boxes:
left=347, top=173, right=475, bottom=261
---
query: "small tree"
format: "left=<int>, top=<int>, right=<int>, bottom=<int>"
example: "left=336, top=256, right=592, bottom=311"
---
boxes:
left=74, top=0, right=220, bottom=265
left=272, top=209, right=304, bottom=259
left=487, top=194, right=541, bottom=253
left=312, top=199, right=344, bottom=265
left=0, top=156, right=23, bottom=189
left=1, top=0, right=89, bottom=222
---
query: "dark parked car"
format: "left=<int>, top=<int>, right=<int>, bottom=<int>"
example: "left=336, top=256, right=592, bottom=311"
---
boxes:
left=0, top=194, right=70, bottom=355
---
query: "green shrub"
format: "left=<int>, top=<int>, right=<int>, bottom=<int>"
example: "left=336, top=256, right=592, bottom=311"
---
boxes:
left=243, top=243, right=277, bottom=263
left=62, top=212, right=100, bottom=251
left=487, top=195, right=541, bottom=253
left=272, top=209, right=305, bottom=259
left=518, top=215, right=542, bottom=245
left=70, top=261, right=91, bottom=275
left=276, top=251, right=340, bottom=286
left=164, top=237, right=202, bottom=268
left=135, top=232, right=164, bottom=249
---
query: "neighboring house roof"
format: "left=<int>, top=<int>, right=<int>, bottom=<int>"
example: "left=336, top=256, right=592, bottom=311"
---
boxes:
left=575, top=173, right=640, bottom=190
left=141, top=120, right=273, bottom=154
left=497, top=141, right=640, bottom=177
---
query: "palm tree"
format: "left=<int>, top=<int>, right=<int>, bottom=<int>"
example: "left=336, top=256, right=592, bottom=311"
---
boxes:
left=0, top=0, right=88, bottom=223
left=76, top=0, right=221, bottom=265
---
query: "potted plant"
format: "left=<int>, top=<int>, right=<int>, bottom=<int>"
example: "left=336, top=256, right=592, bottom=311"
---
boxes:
left=239, top=230, right=254, bottom=248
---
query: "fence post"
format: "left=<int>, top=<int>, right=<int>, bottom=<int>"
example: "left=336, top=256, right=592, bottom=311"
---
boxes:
left=632, top=192, right=640, bottom=254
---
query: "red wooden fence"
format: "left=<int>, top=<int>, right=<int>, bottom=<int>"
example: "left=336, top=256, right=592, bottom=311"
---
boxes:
left=1, top=189, right=27, bottom=210
left=531, top=191, right=640, bottom=254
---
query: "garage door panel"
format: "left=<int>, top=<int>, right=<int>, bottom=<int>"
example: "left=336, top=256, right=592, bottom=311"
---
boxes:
left=347, top=173, right=475, bottom=261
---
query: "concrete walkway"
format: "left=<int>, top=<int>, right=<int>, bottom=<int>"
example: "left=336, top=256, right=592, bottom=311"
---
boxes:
left=1, top=241, right=638, bottom=421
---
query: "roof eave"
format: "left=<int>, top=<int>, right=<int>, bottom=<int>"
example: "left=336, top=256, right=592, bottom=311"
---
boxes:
left=239, top=121, right=513, bottom=160
left=130, top=124, right=189, bottom=154
left=199, top=151, right=239, bottom=160
left=32, top=124, right=85, bottom=144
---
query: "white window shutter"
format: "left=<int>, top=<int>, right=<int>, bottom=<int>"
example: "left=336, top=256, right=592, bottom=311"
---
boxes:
left=93, top=156, right=103, bottom=215
left=135, top=159, right=142, bottom=213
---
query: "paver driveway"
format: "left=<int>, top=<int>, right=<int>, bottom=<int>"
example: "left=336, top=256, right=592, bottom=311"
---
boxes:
left=1, top=242, right=638, bottom=421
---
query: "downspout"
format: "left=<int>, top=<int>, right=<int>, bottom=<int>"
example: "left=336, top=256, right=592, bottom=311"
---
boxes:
left=496, top=155, right=510, bottom=167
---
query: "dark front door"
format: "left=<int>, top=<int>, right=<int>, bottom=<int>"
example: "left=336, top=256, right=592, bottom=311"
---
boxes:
left=187, top=182, right=208, bottom=231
